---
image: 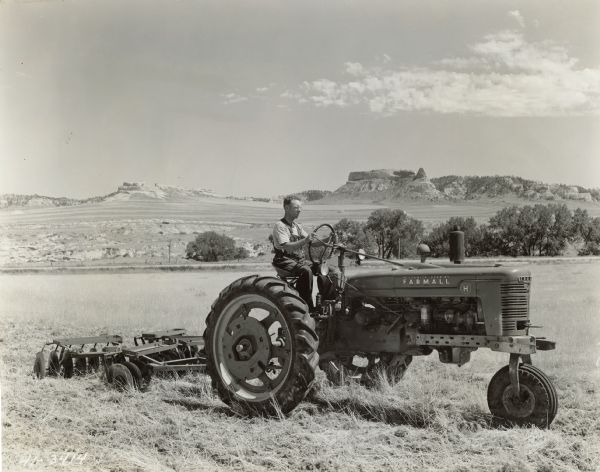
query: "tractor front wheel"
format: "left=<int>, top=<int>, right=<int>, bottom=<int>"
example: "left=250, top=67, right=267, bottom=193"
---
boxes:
left=487, top=364, right=558, bottom=428
left=205, top=275, right=319, bottom=416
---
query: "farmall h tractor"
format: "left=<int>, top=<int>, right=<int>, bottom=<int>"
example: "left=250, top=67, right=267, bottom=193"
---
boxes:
left=204, top=225, right=558, bottom=427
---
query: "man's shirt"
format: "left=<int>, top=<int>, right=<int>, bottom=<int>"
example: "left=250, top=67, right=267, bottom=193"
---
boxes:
left=272, top=218, right=308, bottom=259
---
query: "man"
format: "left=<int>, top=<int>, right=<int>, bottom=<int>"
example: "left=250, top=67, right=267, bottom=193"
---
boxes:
left=272, top=196, right=337, bottom=310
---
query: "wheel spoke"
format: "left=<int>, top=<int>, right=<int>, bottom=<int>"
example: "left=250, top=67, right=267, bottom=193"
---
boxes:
left=259, top=310, right=278, bottom=329
left=266, top=362, right=283, bottom=372
left=225, top=317, right=244, bottom=335
left=258, top=372, right=273, bottom=387
left=271, top=345, right=290, bottom=360
left=223, top=329, right=233, bottom=339
left=225, top=304, right=258, bottom=333
left=239, top=304, right=250, bottom=319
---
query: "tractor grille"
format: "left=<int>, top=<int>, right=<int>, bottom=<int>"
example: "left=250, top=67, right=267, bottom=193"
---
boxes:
left=500, top=282, right=530, bottom=334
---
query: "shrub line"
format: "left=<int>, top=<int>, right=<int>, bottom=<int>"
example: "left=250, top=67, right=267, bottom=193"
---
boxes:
left=1, top=256, right=598, bottom=275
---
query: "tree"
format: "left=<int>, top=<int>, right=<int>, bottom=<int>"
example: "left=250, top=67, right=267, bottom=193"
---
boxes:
left=365, top=209, right=424, bottom=258
left=540, top=204, right=572, bottom=256
left=469, top=224, right=500, bottom=257
left=572, top=209, right=592, bottom=243
left=488, top=203, right=573, bottom=257
left=186, top=231, right=249, bottom=261
left=487, top=206, right=524, bottom=257
left=572, top=209, right=600, bottom=255
left=425, top=216, right=480, bottom=257
left=333, top=218, right=376, bottom=257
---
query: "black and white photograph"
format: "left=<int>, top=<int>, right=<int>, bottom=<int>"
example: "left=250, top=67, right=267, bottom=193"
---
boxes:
left=1, top=1, right=599, bottom=470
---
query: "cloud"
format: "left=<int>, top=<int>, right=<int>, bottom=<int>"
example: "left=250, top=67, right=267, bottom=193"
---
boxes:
left=508, top=10, right=525, bottom=28
left=222, top=92, right=248, bottom=105
left=345, top=62, right=365, bottom=77
left=280, top=90, right=308, bottom=104
left=282, top=31, right=600, bottom=117
left=256, top=83, right=277, bottom=94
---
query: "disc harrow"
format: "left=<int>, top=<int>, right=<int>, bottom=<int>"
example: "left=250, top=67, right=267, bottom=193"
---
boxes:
left=33, top=329, right=206, bottom=391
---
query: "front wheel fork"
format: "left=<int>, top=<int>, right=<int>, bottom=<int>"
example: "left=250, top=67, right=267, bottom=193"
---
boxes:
left=508, top=353, right=532, bottom=398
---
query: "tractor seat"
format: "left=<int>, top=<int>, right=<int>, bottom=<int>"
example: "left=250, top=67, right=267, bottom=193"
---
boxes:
left=272, top=264, right=299, bottom=283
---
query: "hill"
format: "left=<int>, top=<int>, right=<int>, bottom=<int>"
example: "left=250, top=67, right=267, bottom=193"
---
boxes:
left=2, top=172, right=599, bottom=210
left=319, top=168, right=600, bottom=204
left=0, top=193, right=109, bottom=209
left=0, top=182, right=218, bottom=209
left=1, top=175, right=599, bottom=267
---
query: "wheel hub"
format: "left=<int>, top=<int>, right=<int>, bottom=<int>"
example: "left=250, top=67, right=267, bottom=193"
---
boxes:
left=235, top=338, right=254, bottom=361
left=502, top=385, right=536, bottom=418
left=222, top=315, right=270, bottom=380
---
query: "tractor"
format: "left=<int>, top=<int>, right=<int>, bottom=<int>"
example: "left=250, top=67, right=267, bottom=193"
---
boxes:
left=203, top=224, right=557, bottom=427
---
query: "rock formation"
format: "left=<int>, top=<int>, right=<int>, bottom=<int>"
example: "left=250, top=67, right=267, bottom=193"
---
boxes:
left=348, top=170, right=396, bottom=181
left=325, top=169, right=600, bottom=204
left=334, top=168, right=442, bottom=201
left=414, top=168, right=427, bottom=180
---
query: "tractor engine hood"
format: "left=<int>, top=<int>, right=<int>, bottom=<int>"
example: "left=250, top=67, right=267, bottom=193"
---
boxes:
left=345, top=265, right=531, bottom=296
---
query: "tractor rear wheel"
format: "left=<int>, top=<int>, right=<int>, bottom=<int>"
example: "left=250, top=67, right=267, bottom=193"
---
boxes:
left=487, top=364, right=558, bottom=428
left=205, top=275, right=319, bottom=416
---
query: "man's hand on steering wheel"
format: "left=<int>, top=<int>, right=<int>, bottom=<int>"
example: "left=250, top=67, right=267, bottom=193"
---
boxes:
left=307, top=231, right=325, bottom=247
left=308, top=223, right=337, bottom=264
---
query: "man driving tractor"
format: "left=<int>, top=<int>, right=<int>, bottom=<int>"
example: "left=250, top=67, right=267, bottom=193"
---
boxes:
left=272, top=195, right=338, bottom=310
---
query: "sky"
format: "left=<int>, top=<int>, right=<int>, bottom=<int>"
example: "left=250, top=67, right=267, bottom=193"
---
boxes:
left=1, top=0, right=599, bottom=199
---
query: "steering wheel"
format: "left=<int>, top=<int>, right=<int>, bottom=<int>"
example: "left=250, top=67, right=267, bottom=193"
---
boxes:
left=308, top=223, right=337, bottom=265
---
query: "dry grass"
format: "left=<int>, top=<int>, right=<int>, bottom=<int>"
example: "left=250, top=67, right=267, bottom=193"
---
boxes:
left=1, top=263, right=599, bottom=471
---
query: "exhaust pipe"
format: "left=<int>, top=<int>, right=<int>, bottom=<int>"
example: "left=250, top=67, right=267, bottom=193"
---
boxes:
left=449, top=226, right=465, bottom=264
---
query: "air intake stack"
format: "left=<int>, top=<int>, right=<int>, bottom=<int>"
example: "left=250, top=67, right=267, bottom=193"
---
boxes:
left=449, top=226, right=465, bottom=264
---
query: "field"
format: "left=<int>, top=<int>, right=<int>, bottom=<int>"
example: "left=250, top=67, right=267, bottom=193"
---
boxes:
left=0, top=198, right=382, bottom=266
left=3, top=196, right=599, bottom=267
left=1, top=262, right=599, bottom=471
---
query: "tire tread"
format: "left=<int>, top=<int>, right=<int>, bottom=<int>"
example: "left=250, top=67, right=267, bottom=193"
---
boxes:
left=205, top=275, right=318, bottom=415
